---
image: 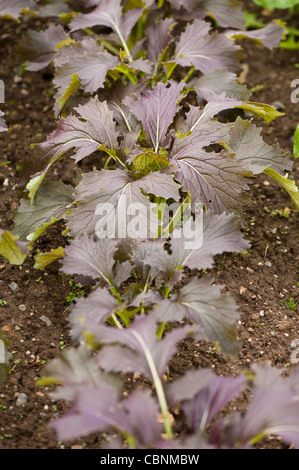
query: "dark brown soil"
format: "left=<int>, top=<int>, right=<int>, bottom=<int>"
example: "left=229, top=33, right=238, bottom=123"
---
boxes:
left=0, top=0, right=299, bottom=451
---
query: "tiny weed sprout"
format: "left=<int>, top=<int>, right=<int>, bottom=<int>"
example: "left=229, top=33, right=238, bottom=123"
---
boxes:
left=1, top=0, right=299, bottom=450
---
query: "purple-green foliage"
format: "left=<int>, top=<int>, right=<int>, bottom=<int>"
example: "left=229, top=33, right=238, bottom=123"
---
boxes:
left=1, top=0, right=299, bottom=449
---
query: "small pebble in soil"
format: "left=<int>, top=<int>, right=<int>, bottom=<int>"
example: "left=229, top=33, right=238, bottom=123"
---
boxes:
left=264, top=261, right=272, bottom=267
left=9, top=282, right=19, bottom=293
left=39, top=315, right=52, bottom=326
left=16, top=393, right=27, bottom=407
left=18, top=304, right=26, bottom=312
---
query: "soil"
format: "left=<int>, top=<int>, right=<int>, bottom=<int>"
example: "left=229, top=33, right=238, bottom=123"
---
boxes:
left=0, top=0, right=299, bottom=452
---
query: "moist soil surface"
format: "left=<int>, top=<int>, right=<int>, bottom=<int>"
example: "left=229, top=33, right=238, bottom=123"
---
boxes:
left=0, top=0, right=299, bottom=451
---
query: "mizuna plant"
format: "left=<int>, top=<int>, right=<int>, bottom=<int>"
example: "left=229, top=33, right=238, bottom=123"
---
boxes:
left=1, top=0, right=299, bottom=449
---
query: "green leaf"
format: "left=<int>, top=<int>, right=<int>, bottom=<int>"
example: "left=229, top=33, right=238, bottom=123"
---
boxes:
left=33, top=246, right=65, bottom=270
left=132, top=148, right=169, bottom=176
left=0, top=231, right=27, bottom=265
left=253, top=0, right=299, bottom=8
left=264, top=168, right=299, bottom=209
left=294, top=124, right=299, bottom=158
left=56, top=72, right=81, bottom=110
left=236, top=101, right=285, bottom=124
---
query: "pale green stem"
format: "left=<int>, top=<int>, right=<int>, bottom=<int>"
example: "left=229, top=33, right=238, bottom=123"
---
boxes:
left=132, top=330, right=173, bottom=439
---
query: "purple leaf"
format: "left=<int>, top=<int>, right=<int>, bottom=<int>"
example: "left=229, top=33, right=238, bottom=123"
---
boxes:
left=49, top=383, right=121, bottom=441
left=66, top=169, right=181, bottom=237
left=92, top=313, right=192, bottom=379
left=226, top=21, right=284, bottom=50
left=172, top=19, right=241, bottom=74
left=61, top=233, right=124, bottom=285
left=109, top=390, right=164, bottom=448
left=190, top=69, right=251, bottom=101
left=219, top=363, right=299, bottom=448
left=124, top=81, right=186, bottom=152
left=50, top=385, right=163, bottom=447
left=166, top=368, right=246, bottom=431
left=153, top=276, right=240, bottom=354
left=70, top=0, right=144, bottom=42
left=105, top=80, right=146, bottom=134
left=171, top=0, right=245, bottom=29
left=227, top=116, right=292, bottom=175
left=41, top=96, right=119, bottom=163
left=143, top=210, right=250, bottom=274
left=145, top=17, right=175, bottom=69
left=12, top=180, right=74, bottom=241
left=53, top=39, right=119, bottom=100
left=169, top=111, right=253, bottom=214
left=202, top=0, right=245, bottom=29
left=43, top=344, right=122, bottom=401
left=15, top=25, right=69, bottom=72
left=69, top=286, right=120, bottom=341
left=0, top=0, right=34, bottom=19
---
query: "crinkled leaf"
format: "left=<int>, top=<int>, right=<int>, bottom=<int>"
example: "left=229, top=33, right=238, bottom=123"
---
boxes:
left=202, top=0, right=245, bottom=29
left=190, top=69, right=251, bottom=101
left=171, top=19, right=241, bottom=74
left=69, top=286, right=119, bottom=341
left=60, top=233, right=126, bottom=285
left=166, top=368, right=246, bottom=431
left=15, top=25, right=70, bottom=72
left=0, top=0, right=34, bottom=19
left=0, top=230, right=28, bottom=265
left=172, top=0, right=245, bottom=29
left=222, top=363, right=299, bottom=448
left=49, top=383, right=121, bottom=440
left=227, top=117, right=292, bottom=175
left=66, top=169, right=180, bottom=237
left=12, top=180, right=74, bottom=241
left=124, top=81, right=185, bottom=152
left=143, top=210, right=249, bottom=274
left=41, top=96, right=119, bottom=164
left=109, top=390, right=164, bottom=448
left=145, top=17, right=175, bottom=69
left=226, top=20, right=284, bottom=50
left=153, top=276, right=240, bottom=354
left=33, top=246, right=65, bottom=270
left=93, top=313, right=192, bottom=379
left=70, top=0, right=144, bottom=42
left=106, top=79, right=146, bottom=134
left=169, top=136, right=252, bottom=216
left=42, top=344, right=121, bottom=401
left=53, top=40, right=119, bottom=107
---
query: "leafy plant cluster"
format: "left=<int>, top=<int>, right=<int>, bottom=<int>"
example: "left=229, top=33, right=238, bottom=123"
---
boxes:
left=1, top=0, right=299, bottom=449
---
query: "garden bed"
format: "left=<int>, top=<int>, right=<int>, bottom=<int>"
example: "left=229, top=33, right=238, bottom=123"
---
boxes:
left=0, top=0, right=299, bottom=450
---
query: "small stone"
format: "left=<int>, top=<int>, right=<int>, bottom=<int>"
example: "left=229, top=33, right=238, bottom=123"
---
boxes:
left=239, top=286, right=248, bottom=296
left=18, top=304, right=26, bottom=312
left=271, top=100, right=285, bottom=111
left=16, top=393, right=27, bottom=407
left=264, top=261, right=272, bottom=267
left=246, top=267, right=254, bottom=274
left=9, top=282, right=19, bottom=293
left=270, top=227, right=277, bottom=234
left=259, top=310, right=265, bottom=317
left=39, top=315, right=52, bottom=327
